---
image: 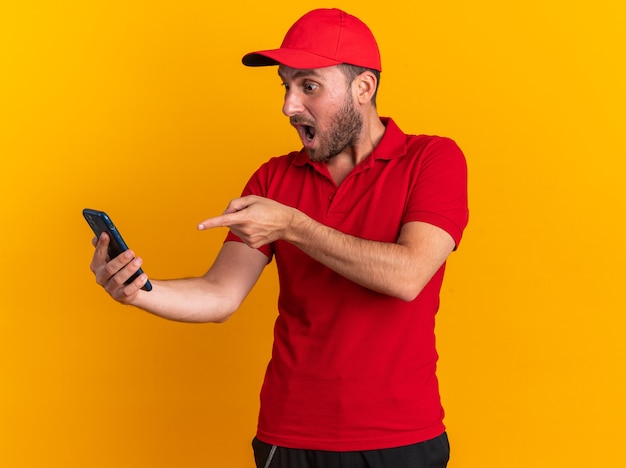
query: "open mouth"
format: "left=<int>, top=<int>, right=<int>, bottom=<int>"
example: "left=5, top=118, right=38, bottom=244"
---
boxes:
left=303, top=125, right=316, bottom=142
left=296, top=124, right=315, bottom=143
left=292, top=120, right=316, bottom=147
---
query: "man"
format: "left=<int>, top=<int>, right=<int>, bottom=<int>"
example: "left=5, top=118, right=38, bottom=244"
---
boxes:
left=90, top=8, right=468, bottom=468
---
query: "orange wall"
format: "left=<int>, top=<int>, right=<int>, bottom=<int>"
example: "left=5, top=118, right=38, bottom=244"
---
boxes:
left=1, top=1, right=625, bottom=467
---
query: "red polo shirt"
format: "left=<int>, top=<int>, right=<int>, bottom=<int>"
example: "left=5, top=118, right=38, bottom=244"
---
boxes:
left=226, top=118, right=469, bottom=451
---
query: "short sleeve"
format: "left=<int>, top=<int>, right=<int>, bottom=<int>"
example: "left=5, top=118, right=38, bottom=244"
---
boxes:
left=224, top=163, right=275, bottom=260
left=403, top=137, right=469, bottom=248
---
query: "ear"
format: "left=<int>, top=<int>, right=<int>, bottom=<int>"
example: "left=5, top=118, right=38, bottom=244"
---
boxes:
left=354, top=71, right=378, bottom=105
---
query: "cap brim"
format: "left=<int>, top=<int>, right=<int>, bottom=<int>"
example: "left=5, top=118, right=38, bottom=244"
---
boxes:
left=242, top=48, right=342, bottom=69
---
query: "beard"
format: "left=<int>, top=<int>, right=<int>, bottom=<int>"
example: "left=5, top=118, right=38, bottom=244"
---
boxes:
left=304, top=96, right=363, bottom=163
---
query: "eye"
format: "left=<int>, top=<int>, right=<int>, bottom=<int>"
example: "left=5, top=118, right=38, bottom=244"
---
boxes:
left=303, top=82, right=318, bottom=92
left=281, top=82, right=290, bottom=91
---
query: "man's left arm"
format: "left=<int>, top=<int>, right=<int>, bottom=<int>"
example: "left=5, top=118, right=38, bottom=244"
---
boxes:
left=199, top=195, right=455, bottom=301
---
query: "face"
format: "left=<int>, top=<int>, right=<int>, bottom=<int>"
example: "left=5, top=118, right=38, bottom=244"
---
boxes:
left=278, top=65, right=363, bottom=162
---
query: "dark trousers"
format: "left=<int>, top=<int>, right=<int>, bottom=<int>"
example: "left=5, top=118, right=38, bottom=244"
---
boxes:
left=252, top=432, right=450, bottom=468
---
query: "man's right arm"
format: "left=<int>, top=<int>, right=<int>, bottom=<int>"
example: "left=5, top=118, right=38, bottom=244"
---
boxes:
left=90, top=234, right=268, bottom=323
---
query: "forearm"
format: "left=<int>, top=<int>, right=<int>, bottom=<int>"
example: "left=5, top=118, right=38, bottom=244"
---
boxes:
left=129, top=277, right=239, bottom=323
left=127, top=242, right=267, bottom=322
left=286, top=213, right=454, bottom=301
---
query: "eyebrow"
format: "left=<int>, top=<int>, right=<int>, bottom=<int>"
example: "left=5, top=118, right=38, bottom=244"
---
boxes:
left=277, top=67, right=323, bottom=81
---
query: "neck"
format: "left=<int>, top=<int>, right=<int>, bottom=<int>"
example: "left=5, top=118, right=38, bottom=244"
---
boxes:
left=326, top=114, right=385, bottom=185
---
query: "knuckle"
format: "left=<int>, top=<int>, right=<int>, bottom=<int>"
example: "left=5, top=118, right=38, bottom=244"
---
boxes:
left=104, top=261, right=121, bottom=276
left=111, top=273, right=126, bottom=287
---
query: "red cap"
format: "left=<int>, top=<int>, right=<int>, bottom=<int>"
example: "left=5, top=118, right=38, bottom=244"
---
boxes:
left=242, top=8, right=381, bottom=71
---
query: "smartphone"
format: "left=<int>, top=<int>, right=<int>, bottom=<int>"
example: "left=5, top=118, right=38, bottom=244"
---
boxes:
left=82, top=208, right=152, bottom=291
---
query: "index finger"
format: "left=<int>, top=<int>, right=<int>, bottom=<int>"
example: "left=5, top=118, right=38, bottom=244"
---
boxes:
left=197, top=212, right=241, bottom=231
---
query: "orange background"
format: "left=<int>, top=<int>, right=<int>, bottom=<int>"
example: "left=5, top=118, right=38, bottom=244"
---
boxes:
left=1, top=1, right=625, bottom=467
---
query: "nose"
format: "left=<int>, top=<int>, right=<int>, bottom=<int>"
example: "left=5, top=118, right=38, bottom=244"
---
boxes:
left=282, top=89, right=304, bottom=117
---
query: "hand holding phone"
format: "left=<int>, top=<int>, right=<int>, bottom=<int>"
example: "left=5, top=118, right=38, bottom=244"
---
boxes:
left=83, top=208, right=152, bottom=291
